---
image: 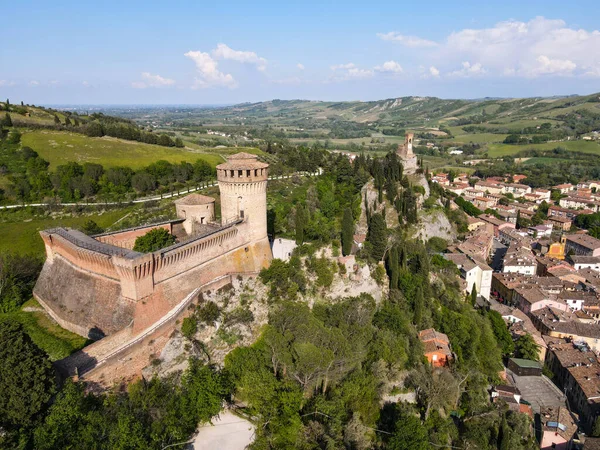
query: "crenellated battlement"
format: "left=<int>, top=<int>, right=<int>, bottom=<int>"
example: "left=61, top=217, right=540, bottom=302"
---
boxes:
left=34, top=152, right=273, bottom=341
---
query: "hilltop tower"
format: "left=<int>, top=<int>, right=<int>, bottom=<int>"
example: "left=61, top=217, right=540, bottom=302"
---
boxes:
left=397, top=131, right=418, bottom=173
left=216, top=152, right=269, bottom=242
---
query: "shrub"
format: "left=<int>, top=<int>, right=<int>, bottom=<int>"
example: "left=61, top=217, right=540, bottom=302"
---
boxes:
left=198, top=301, right=220, bottom=326
left=224, top=307, right=254, bottom=326
left=181, top=317, right=198, bottom=340
left=132, top=228, right=175, bottom=253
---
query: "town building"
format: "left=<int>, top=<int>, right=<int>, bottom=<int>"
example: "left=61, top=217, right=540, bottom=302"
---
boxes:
left=565, top=234, right=600, bottom=257
left=445, top=253, right=492, bottom=299
left=571, top=256, right=600, bottom=272
left=539, top=406, right=579, bottom=450
left=544, top=338, right=600, bottom=431
left=419, top=328, right=453, bottom=367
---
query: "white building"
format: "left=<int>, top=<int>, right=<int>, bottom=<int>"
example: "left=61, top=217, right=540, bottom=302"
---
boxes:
left=271, top=238, right=297, bottom=261
left=445, top=253, right=492, bottom=300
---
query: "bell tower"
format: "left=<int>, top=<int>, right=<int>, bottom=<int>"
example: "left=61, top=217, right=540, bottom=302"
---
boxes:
left=216, top=152, right=269, bottom=242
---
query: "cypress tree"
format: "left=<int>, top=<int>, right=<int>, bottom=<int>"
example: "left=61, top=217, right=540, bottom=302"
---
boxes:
left=64, top=116, right=72, bottom=126
left=471, top=284, right=478, bottom=306
left=295, top=205, right=306, bottom=245
left=367, top=213, right=387, bottom=261
left=400, top=245, right=407, bottom=270
left=54, top=115, right=60, bottom=124
left=341, top=208, right=354, bottom=257
left=389, top=246, right=399, bottom=289
left=413, top=286, right=423, bottom=327
left=386, top=177, right=396, bottom=203
left=2, top=113, right=12, bottom=127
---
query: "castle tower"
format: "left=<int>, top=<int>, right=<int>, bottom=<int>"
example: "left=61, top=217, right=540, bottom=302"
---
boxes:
left=405, top=132, right=414, bottom=157
left=216, top=152, right=269, bottom=242
left=397, top=131, right=418, bottom=173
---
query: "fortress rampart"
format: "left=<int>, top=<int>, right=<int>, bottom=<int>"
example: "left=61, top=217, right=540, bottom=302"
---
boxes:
left=33, top=152, right=272, bottom=341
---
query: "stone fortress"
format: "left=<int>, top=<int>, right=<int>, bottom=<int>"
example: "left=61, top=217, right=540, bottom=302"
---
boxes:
left=33, top=152, right=273, bottom=343
left=397, top=132, right=418, bottom=173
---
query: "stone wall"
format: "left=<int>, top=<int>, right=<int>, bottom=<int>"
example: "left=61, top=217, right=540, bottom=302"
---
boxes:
left=95, top=222, right=177, bottom=250
left=33, top=220, right=271, bottom=339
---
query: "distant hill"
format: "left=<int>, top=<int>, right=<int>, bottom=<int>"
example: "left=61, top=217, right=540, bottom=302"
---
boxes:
left=111, top=93, right=600, bottom=128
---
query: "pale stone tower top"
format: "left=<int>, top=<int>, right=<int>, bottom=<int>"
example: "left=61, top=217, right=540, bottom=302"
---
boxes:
left=216, top=152, right=269, bottom=240
left=398, top=132, right=414, bottom=158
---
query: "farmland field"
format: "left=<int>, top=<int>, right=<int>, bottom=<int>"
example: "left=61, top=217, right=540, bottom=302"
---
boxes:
left=19, top=130, right=248, bottom=169
left=487, top=140, right=600, bottom=157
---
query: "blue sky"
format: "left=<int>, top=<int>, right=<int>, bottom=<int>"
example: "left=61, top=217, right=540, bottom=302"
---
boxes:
left=2, top=0, right=600, bottom=104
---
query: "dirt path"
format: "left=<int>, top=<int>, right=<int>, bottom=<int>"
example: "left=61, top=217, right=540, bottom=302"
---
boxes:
left=193, top=411, right=254, bottom=450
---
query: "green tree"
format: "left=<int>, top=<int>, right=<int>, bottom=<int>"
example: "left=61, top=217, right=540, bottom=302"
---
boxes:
left=0, top=320, right=56, bottom=429
left=366, top=213, right=387, bottom=261
left=413, top=286, right=423, bottom=327
left=341, top=208, right=354, bottom=256
left=592, top=417, right=600, bottom=437
left=388, top=411, right=428, bottom=450
left=515, top=334, right=540, bottom=361
left=1, top=113, right=12, bottom=127
left=132, top=228, right=176, bottom=253
left=181, top=316, right=198, bottom=339
left=53, top=115, right=60, bottom=124
left=488, top=310, right=515, bottom=356
left=295, top=205, right=306, bottom=245
left=471, top=283, right=478, bottom=306
left=81, top=220, right=104, bottom=235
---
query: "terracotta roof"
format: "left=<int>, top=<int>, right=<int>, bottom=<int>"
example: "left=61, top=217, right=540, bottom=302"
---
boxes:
left=217, top=152, right=269, bottom=170
left=566, top=234, right=600, bottom=251
left=419, top=328, right=450, bottom=345
left=174, top=194, right=215, bottom=205
left=541, top=407, right=578, bottom=442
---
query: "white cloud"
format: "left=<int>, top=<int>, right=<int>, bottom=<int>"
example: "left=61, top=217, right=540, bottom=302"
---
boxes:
left=29, top=80, right=39, bottom=86
left=442, top=17, right=600, bottom=78
left=377, top=32, right=438, bottom=48
left=527, top=55, right=576, bottom=76
left=374, top=60, right=403, bottom=74
left=376, top=17, right=600, bottom=79
left=330, top=63, right=373, bottom=81
left=82, top=81, right=90, bottom=87
left=429, top=66, right=440, bottom=77
left=448, top=61, right=487, bottom=77
left=297, top=63, right=305, bottom=70
left=0, top=80, right=16, bottom=87
left=212, top=43, right=267, bottom=71
left=184, top=51, right=237, bottom=89
left=131, top=72, right=176, bottom=89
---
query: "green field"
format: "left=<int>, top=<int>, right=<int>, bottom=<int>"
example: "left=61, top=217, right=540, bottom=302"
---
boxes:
left=520, top=157, right=574, bottom=165
left=1, top=299, right=89, bottom=360
left=0, top=207, right=133, bottom=255
left=19, top=130, right=248, bottom=169
left=487, top=140, right=600, bottom=157
left=450, top=133, right=509, bottom=144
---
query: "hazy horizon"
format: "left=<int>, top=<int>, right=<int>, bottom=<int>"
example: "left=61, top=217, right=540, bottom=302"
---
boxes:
left=2, top=0, right=599, bottom=104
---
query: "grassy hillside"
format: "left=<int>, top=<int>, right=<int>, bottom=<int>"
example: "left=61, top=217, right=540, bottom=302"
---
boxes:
left=487, top=139, right=600, bottom=157
left=19, top=129, right=249, bottom=169
left=0, top=207, right=134, bottom=255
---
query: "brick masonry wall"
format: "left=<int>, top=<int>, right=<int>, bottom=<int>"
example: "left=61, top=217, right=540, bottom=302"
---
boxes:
left=34, top=222, right=271, bottom=339
left=96, top=223, right=173, bottom=250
